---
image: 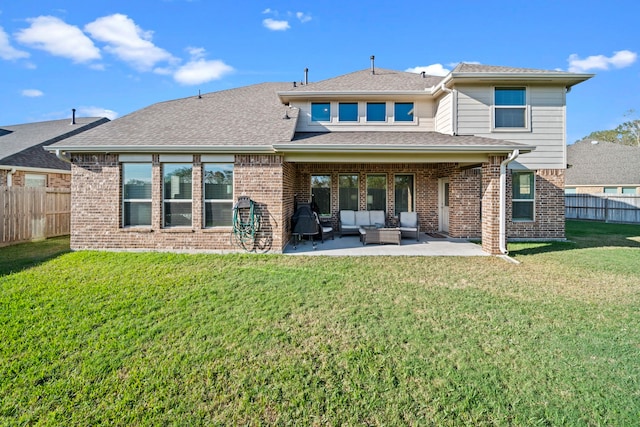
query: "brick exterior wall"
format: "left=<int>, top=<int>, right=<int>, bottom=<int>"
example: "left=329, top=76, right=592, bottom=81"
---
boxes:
left=69, top=153, right=288, bottom=253
left=0, top=169, right=71, bottom=188
left=68, top=153, right=566, bottom=255
left=508, top=169, right=566, bottom=240
left=481, top=156, right=503, bottom=254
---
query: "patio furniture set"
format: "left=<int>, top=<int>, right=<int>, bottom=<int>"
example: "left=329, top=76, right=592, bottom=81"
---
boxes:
left=339, top=210, right=420, bottom=246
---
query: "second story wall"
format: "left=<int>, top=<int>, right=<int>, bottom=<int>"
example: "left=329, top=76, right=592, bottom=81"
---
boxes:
left=434, top=92, right=453, bottom=135
left=455, top=84, right=567, bottom=170
left=291, top=99, right=436, bottom=133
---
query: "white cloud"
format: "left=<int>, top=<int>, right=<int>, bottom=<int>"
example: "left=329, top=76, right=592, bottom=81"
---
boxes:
left=173, top=47, right=234, bottom=85
left=22, top=89, right=43, bottom=97
left=85, top=14, right=176, bottom=71
left=263, top=18, right=290, bottom=31
left=15, top=16, right=100, bottom=63
left=296, top=12, right=312, bottom=23
left=77, top=106, right=118, bottom=120
left=0, top=26, right=30, bottom=60
left=568, top=50, right=638, bottom=73
left=405, top=63, right=451, bottom=76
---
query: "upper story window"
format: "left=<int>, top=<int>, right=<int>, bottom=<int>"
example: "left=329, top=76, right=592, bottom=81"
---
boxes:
left=394, top=103, right=414, bottom=122
left=311, top=102, right=331, bottom=122
left=366, top=102, right=386, bottom=122
left=494, top=87, right=527, bottom=129
left=338, top=103, right=358, bottom=122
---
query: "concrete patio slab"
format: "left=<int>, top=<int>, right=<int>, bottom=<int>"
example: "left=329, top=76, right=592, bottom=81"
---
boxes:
left=283, top=233, right=488, bottom=256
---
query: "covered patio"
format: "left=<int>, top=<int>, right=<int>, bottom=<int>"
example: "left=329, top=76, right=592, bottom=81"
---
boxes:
left=283, top=233, right=488, bottom=256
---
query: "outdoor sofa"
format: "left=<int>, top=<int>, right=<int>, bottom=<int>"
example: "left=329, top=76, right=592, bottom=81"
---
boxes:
left=338, top=210, right=386, bottom=236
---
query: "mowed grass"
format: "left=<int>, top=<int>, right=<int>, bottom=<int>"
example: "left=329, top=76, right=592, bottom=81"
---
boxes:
left=1, top=222, right=639, bottom=425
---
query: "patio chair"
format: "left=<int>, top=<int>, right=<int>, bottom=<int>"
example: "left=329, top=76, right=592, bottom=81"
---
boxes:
left=314, top=212, right=334, bottom=242
left=399, top=211, right=420, bottom=241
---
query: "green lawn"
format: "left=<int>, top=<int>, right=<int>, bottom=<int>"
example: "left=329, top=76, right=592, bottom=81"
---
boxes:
left=1, top=221, right=639, bottom=425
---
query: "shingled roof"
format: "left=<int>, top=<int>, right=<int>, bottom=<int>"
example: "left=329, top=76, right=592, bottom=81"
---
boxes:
left=0, top=117, right=109, bottom=170
left=566, top=140, right=640, bottom=186
left=279, top=68, right=442, bottom=93
left=48, top=83, right=298, bottom=152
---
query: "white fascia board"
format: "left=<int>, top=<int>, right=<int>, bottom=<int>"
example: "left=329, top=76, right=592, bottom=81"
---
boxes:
left=43, top=145, right=276, bottom=154
left=446, top=73, right=594, bottom=88
left=278, top=90, right=433, bottom=103
left=273, top=144, right=535, bottom=154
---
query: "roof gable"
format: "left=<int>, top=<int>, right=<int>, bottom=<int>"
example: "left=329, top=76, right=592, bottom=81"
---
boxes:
left=280, top=68, right=442, bottom=93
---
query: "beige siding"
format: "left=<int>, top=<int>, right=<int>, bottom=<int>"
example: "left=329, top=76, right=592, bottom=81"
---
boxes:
left=455, top=85, right=567, bottom=170
left=292, top=99, right=435, bottom=132
left=434, top=92, right=453, bottom=134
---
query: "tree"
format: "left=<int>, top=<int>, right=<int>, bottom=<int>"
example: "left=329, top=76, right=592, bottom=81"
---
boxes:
left=580, top=109, right=640, bottom=146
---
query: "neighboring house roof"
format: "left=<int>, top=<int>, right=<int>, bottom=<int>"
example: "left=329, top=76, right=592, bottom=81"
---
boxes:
left=566, top=140, right=640, bottom=186
left=0, top=117, right=109, bottom=171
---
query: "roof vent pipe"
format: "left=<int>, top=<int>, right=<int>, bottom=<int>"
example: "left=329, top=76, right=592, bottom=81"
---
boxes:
left=304, top=68, right=308, bottom=85
left=370, top=55, right=375, bottom=75
left=421, top=71, right=426, bottom=78
left=71, top=108, right=76, bottom=125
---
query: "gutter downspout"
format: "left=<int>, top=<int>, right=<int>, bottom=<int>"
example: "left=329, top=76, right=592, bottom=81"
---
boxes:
left=55, top=149, right=71, bottom=163
left=6, top=168, right=16, bottom=187
left=499, top=150, right=520, bottom=254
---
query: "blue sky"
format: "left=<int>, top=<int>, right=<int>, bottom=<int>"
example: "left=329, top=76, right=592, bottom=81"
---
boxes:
left=1, top=0, right=638, bottom=143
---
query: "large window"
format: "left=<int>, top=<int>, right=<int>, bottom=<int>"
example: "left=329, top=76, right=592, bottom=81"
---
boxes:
left=338, top=103, right=358, bottom=122
left=495, top=87, right=526, bottom=128
left=394, top=174, right=414, bottom=216
left=339, top=174, right=359, bottom=211
left=163, top=163, right=193, bottom=227
left=394, top=102, right=414, bottom=122
left=366, top=174, right=386, bottom=211
left=512, top=171, right=534, bottom=221
left=311, top=175, right=331, bottom=216
left=203, top=163, right=233, bottom=227
left=122, top=163, right=152, bottom=227
left=311, top=102, right=331, bottom=122
left=366, top=102, right=386, bottom=122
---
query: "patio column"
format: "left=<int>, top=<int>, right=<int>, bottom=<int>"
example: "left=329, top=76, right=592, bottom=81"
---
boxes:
left=481, top=155, right=504, bottom=255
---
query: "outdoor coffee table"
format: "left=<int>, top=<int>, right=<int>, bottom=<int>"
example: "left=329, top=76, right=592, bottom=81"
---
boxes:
left=359, top=226, right=401, bottom=245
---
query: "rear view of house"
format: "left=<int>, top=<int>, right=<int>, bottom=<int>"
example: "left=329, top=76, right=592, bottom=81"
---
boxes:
left=46, top=61, right=592, bottom=254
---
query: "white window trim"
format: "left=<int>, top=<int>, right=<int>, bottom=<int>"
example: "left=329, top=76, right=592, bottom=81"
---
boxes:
left=365, top=102, right=388, bottom=124
left=309, top=102, right=332, bottom=124
left=121, top=163, right=152, bottom=228
left=162, top=164, right=193, bottom=228
left=492, top=86, right=531, bottom=132
left=512, top=171, right=535, bottom=222
left=392, top=102, right=416, bottom=124
left=202, top=163, right=234, bottom=228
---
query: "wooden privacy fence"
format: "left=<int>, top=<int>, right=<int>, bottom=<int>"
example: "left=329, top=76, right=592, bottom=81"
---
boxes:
left=0, top=187, right=71, bottom=246
left=566, top=194, right=640, bottom=224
